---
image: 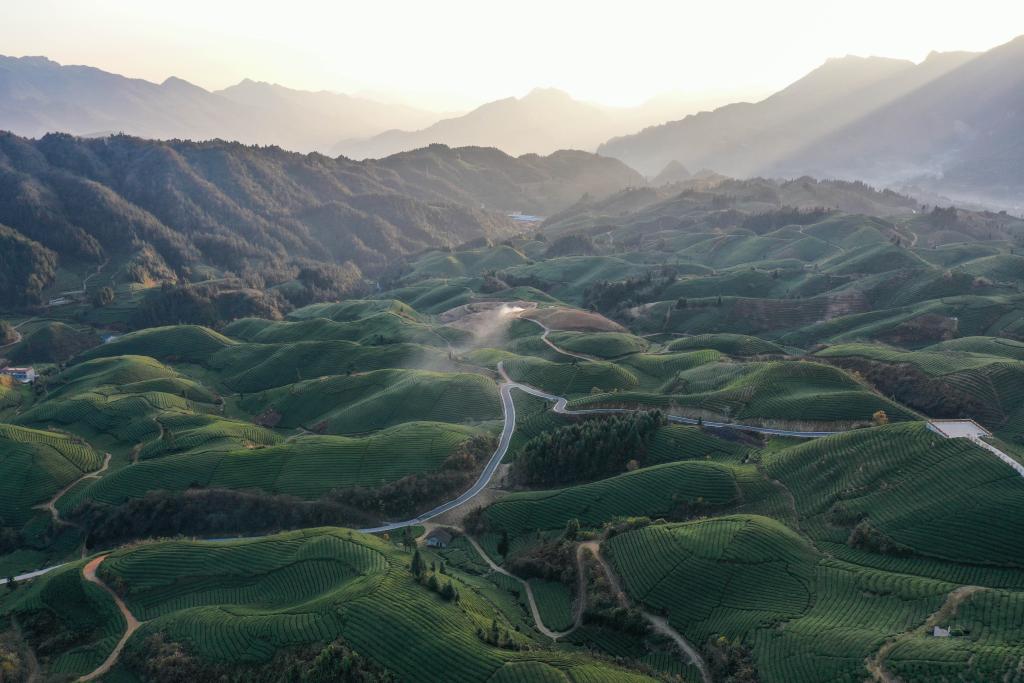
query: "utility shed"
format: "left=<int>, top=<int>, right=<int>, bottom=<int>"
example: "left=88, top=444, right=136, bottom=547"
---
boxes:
left=425, top=529, right=453, bottom=548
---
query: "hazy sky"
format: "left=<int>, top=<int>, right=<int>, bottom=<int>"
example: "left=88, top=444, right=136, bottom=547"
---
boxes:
left=3, top=0, right=1023, bottom=110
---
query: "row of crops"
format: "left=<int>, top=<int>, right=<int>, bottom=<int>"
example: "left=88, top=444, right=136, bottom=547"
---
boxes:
left=0, top=423, right=103, bottom=526
left=240, top=368, right=502, bottom=434
left=65, top=421, right=480, bottom=508
left=763, top=422, right=1024, bottom=576
left=484, top=461, right=741, bottom=537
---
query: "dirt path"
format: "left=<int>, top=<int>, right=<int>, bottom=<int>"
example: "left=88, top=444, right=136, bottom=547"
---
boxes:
left=78, top=259, right=109, bottom=295
left=76, top=555, right=141, bottom=682
left=522, top=317, right=598, bottom=363
left=131, top=415, right=173, bottom=462
left=464, top=534, right=576, bottom=640
left=34, top=453, right=111, bottom=526
left=580, top=541, right=712, bottom=683
left=866, top=585, right=983, bottom=682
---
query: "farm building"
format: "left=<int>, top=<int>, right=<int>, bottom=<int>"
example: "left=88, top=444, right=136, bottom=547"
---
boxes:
left=1, top=366, right=36, bottom=383
left=425, top=529, right=453, bottom=548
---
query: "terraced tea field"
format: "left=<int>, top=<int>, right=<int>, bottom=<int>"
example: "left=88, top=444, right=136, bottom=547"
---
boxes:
left=4, top=193, right=1024, bottom=681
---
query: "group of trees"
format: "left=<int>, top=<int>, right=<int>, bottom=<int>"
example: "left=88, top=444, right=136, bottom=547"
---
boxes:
left=123, top=634, right=396, bottom=683
left=848, top=519, right=910, bottom=556
left=0, top=320, right=16, bottom=345
left=705, top=635, right=759, bottom=683
left=71, top=488, right=378, bottom=548
left=128, top=282, right=289, bottom=330
left=740, top=206, right=831, bottom=234
left=512, top=411, right=666, bottom=486
left=409, top=549, right=459, bottom=602
left=583, top=269, right=679, bottom=317
left=544, top=233, right=595, bottom=257
left=579, top=549, right=648, bottom=636
left=71, top=435, right=499, bottom=548
left=828, top=358, right=994, bottom=426
left=504, top=537, right=576, bottom=585
left=0, top=223, right=58, bottom=308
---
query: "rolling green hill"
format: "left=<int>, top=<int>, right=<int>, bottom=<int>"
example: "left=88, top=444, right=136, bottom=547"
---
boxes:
left=239, top=368, right=501, bottom=434
left=1, top=529, right=659, bottom=682
left=572, top=359, right=914, bottom=427
left=763, top=422, right=1024, bottom=585
left=61, top=421, right=483, bottom=510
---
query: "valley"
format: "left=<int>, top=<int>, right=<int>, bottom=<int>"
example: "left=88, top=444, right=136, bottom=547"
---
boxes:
left=1, top=172, right=1023, bottom=682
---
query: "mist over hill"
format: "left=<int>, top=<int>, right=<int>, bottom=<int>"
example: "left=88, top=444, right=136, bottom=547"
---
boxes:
left=599, top=35, right=1024, bottom=209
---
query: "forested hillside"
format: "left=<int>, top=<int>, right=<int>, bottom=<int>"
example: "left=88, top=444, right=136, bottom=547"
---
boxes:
left=0, top=133, right=640, bottom=307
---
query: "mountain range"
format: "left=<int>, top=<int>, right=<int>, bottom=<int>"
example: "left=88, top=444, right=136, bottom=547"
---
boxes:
left=0, top=55, right=735, bottom=161
left=0, top=132, right=641, bottom=307
left=0, top=55, right=442, bottom=153
left=333, top=88, right=736, bottom=159
left=599, top=35, right=1024, bottom=208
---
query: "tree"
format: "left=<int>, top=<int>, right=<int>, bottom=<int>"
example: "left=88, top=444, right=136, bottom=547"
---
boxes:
left=872, top=410, right=889, bottom=426
left=497, top=530, right=509, bottom=557
left=0, top=320, right=15, bottom=346
left=92, top=286, right=115, bottom=308
left=410, top=549, right=425, bottom=578
left=564, top=518, right=580, bottom=541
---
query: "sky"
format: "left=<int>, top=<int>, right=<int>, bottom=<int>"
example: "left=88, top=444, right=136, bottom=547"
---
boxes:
left=3, top=0, right=1024, bottom=110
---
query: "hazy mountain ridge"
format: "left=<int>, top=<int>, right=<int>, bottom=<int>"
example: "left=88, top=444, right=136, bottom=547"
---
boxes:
left=334, top=87, right=738, bottom=159
left=0, top=55, right=442, bottom=153
left=599, top=36, right=1024, bottom=208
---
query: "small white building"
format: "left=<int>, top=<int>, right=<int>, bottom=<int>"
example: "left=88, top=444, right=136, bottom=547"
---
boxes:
left=1, top=366, right=37, bottom=383
left=933, top=626, right=951, bottom=638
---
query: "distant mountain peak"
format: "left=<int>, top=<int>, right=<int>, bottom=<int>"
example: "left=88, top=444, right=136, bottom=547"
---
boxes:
left=160, top=76, right=206, bottom=92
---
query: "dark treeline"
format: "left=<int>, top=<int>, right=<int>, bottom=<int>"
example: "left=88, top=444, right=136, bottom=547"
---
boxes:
left=705, top=635, right=759, bottom=683
left=740, top=206, right=832, bottom=234
left=505, top=538, right=577, bottom=584
left=71, top=489, right=378, bottom=548
left=123, top=634, right=396, bottom=683
left=128, top=283, right=288, bottom=330
left=0, top=223, right=58, bottom=307
left=544, top=233, right=596, bottom=257
left=0, top=320, right=16, bottom=345
left=582, top=269, right=678, bottom=316
left=72, top=435, right=497, bottom=548
left=825, top=357, right=996, bottom=429
left=579, top=549, right=649, bottom=636
left=512, top=411, right=666, bottom=486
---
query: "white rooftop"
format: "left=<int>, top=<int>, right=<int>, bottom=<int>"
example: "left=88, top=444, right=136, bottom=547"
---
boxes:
left=927, top=419, right=991, bottom=439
